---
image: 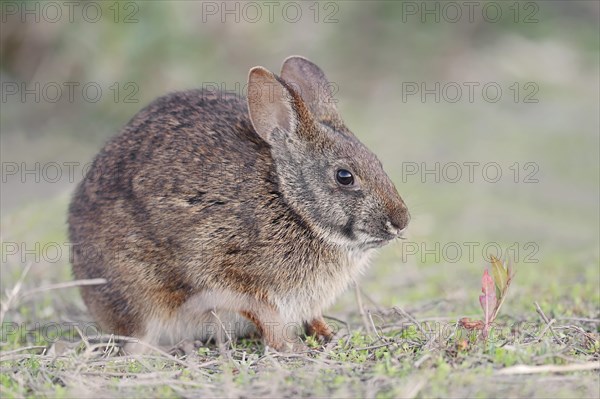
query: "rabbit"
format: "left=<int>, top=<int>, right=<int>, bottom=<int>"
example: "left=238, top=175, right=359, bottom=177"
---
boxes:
left=68, top=56, right=409, bottom=353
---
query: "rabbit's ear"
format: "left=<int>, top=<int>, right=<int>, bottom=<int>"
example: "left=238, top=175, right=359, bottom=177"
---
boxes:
left=280, top=56, right=339, bottom=122
left=247, top=66, right=297, bottom=143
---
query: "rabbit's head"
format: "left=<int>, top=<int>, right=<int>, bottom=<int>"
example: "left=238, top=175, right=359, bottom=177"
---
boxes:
left=247, top=56, right=409, bottom=251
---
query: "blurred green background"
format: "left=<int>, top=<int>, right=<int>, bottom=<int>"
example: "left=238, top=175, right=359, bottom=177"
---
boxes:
left=1, top=1, right=598, bottom=320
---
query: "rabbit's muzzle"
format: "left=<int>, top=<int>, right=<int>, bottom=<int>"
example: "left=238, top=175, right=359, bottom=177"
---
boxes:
left=387, top=201, right=410, bottom=235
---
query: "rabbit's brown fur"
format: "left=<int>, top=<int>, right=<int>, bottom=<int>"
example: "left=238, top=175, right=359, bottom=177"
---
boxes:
left=69, top=56, right=409, bottom=352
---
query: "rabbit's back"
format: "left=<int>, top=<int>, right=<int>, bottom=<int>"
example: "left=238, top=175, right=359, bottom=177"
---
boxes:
left=76, top=89, right=270, bottom=201
left=70, top=89, right=276, bottom=244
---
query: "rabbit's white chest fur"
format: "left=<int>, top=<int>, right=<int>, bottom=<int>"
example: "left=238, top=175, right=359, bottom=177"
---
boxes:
left=272, top=247, right=375, bottom=323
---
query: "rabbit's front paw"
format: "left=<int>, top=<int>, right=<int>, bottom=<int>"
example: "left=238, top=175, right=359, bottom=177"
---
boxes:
left=306, top=316, right=335, bottom=343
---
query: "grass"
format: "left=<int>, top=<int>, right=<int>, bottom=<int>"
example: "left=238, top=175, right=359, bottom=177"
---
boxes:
left=0, top=309, right=598, bottom=397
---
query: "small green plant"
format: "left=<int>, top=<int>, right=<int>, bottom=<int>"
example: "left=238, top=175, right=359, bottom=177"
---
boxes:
left=460, top=255, right=515, bottom=339
left=304, top=335, right=320, bottom=349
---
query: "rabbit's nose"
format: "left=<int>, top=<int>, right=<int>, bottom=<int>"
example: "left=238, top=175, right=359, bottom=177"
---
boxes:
left=388, top=203, right=410, bottom=235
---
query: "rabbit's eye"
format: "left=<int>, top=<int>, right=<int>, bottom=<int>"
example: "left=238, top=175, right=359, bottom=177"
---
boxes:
left=336, top=169, right=354, bottom=186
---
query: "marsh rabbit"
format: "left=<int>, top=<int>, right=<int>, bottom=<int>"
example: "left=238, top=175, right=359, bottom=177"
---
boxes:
left=68, top=56, right=409, bottom=352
